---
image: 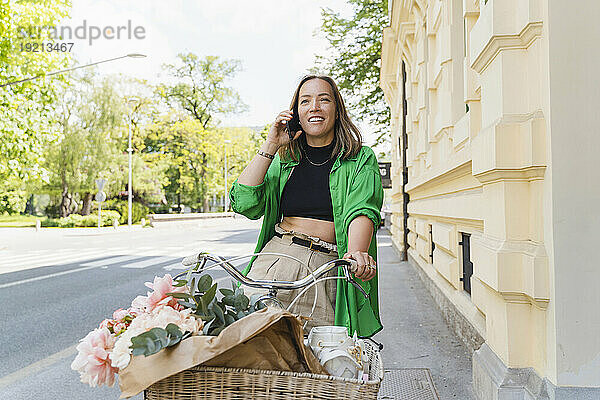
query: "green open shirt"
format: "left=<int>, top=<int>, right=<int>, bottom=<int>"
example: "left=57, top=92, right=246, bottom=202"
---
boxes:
left=229, top=145, right=384, bottom=338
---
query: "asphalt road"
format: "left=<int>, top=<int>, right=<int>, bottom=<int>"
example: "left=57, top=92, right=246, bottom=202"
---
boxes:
left=0, top=218, right=261, bottom=400
left=0, top=219, right=476, bottom=399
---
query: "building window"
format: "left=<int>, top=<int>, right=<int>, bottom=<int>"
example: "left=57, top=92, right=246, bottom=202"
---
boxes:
left=459, top=233, right=473, bottom=295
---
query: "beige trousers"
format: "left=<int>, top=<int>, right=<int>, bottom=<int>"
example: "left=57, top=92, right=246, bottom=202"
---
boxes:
left=245, top=230, right=338, bottom=330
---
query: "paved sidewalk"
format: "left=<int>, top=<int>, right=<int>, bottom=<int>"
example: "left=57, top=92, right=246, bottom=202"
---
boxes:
left=376, top=228, right=476, bottom=399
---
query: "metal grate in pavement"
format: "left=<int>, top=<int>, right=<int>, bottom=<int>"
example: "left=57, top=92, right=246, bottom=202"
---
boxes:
left=378, top=369, right=440, bottom=400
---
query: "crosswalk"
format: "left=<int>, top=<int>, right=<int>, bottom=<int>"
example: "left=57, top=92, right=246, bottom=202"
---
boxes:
left=0, top=247, right=187, bottom=275
left=0, top=240, right=258, bottom=276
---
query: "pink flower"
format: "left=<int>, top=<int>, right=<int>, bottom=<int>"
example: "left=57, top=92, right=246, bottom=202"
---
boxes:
left=140, top=274, right=187, bottom=312
left=131, top=295, right=148, bottom=312
left=71, top=327, right=119, bottom=387
left=99, top=319, right=113, bottom=330
left=110, top=305, right=202, bottom=370
left=113, top=322, right=126, bottom=335
left=126, top=307, right=139, bottom=318
left=112, top=308, right=128, bottom=320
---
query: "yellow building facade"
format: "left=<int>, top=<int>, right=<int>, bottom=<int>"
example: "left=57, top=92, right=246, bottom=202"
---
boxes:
left=380, top=0, right=600, bottom=398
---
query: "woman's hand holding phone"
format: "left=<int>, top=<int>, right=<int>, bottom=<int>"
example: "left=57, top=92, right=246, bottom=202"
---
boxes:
left=267, top=110, right=302, bottom=148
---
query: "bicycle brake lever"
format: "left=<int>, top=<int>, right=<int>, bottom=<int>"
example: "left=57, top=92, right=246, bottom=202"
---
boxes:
left=343, top=266, right=370, bottom=299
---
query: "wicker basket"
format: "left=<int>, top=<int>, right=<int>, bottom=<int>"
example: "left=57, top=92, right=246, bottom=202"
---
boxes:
left=144, top=341, right=383, bottom=400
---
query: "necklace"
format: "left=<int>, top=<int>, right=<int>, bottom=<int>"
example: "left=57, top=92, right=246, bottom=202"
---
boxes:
left=304, top=153, right=331, bottom=166
left=302, top=141, right=333, bottom=166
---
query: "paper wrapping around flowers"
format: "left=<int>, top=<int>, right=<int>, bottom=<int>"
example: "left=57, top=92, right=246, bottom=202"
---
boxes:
left=118, top=307, right=328, bottom=398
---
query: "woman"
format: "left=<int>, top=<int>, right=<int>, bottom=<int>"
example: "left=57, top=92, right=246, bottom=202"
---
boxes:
left=229, top=75, right=383, bottom=338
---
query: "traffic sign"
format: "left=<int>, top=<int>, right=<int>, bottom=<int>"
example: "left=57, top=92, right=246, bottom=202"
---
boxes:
left=95, top=178, right=107, bottom=191
left=95, top=191, right=107, bottom=202
left=378, top=162, right=392, bottom=189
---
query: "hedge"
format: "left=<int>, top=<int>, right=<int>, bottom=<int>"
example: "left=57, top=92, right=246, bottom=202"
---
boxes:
left=41, top=210, right=121, bottom=228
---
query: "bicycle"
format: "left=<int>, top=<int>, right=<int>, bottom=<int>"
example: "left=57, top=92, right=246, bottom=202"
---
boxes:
left=142, top=251, right=384, bottom=400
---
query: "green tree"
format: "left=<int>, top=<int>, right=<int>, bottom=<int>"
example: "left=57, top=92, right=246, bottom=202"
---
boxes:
left=158, top=53, right=248, bottom=129
left=154, top=53, right=249, bottom=210
left=46, top=73, right=126, bottom=216
left=143, top=115, right=214, bottom=211
left=312, top=0, right=390, bottom=147
left=45, top=73, right=166, bottom=217
left=0, top=0, right=72, bottom=213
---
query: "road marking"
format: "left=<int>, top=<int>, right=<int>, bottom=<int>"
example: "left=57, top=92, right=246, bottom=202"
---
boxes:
left=0, top=344, right=77, bottom=389
left=80, top=255, right=141, bottom=267
left=0, top=249, right=108, bottom=268
left=0, top=265, right=100, bottom=289
left=121, top=256, right=176, bottom=269
left=0, top=251, right=105, bottom=275
left=163, top=263, right=185, bottom=271
left=0, top=249, right=73, bottom=264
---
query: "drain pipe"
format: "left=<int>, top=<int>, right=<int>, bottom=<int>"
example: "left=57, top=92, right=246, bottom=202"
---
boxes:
left=401, top=61, right=409, bottom=261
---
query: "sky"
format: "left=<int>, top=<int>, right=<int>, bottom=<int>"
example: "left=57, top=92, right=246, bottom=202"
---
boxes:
left=59, top=1, right=381, bottom=145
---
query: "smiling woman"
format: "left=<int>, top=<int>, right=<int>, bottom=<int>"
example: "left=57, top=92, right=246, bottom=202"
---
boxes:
left=229, top=75, right=384, bottom=338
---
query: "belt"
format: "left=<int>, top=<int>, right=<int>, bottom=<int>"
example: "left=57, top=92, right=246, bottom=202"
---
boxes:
left=273, top=231, right=334, bottom=254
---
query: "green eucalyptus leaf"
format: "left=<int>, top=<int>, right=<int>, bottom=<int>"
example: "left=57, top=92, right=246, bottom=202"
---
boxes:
left=199, top=310, right=215, bottom=321
left=144, top=337, right=157, bottom=355
left=173, top=279, right=188, bottom=287
left=197, top=275, right=213, bottom=293
left=219, top=288, right=234, bottom=296
left=201, top=283, right=217, bottom=308
left=167, top=292, right=191, bottom=299
left=165, top=323, right=183, bottom=338
left=202, top=318, right=214, bottom=335
left=164, top=323, right=184, bottom=346
left=224, top=313, right=235, bottom=325
left=152, top=327, right=170, bottom=347
left=234, top=295, right=249, bottom=312
left=211, top=303, right=225, bottom=323
left=190, top=277, right=196, bottom=298
left=178, top=300, right=196, bottom=309
left=131, top=335, right=148, bottom=356
left=222, top=295, right=235, bottom=307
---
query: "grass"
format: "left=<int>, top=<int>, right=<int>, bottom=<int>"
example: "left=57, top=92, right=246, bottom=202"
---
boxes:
left=0, top=214, right=47, bottom=227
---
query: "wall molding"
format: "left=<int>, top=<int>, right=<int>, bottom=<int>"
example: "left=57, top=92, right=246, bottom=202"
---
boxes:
left=473, top=166, right=546, bottom=184
left=471, top=21, right=543, bottom=73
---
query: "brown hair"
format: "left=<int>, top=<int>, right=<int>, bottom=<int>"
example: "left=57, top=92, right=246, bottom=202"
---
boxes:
left=278, top=75, right=363, bottom=162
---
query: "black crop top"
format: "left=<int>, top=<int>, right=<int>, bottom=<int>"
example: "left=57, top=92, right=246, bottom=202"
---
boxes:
left=280, top=137, right=335, bottom=222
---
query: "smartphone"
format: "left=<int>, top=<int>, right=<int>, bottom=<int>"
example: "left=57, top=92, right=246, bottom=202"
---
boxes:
left=286, top=112, right=302, bottom=141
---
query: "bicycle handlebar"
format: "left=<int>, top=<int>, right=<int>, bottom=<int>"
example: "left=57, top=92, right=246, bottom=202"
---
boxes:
left=177, top=252, right=369, bottom=299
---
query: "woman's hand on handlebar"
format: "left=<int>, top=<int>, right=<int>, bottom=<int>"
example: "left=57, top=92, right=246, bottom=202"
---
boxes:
left=267, top=110, right=302, bottom=148
left=343, top=251, right=377, bottom=282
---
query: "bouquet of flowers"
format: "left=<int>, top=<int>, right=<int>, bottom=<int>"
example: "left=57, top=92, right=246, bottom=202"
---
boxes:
left=71, top=272, right=261, bottom=388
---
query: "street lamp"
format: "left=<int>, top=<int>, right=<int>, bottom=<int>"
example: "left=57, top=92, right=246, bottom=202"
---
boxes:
left=224, top=140, right=232, bottom=212
left=126, top=96, right=140, bottom=228
left=0, top=53, right=147, bottom=88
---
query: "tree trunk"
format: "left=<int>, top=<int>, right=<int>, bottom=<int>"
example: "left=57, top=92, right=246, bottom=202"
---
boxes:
left=80, top=192, right=93, bottom=215
left=24, top=195, right=35, bottom=215
left=60, top=192, right=72, bottom=217
left=60, top=178, right=71, bottom=218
